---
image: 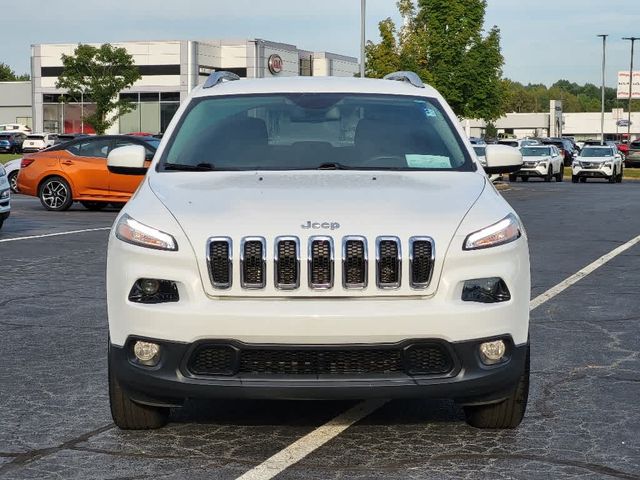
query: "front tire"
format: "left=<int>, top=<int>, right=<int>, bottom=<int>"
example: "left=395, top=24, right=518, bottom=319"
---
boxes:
left=109, top=347, right=169, bottom=430
left=544, top=168, right=552, bottom=182
left=572, top=175, right=578, bottom=183
left=555, top=166, right=563, bottom=182
left=464, top=345, right=530, bottom=429
left=8, top=171, right=19, bottom=193
left=39, top=176, right=73, bottom=211
left=608, top=170, right=616, bottom=183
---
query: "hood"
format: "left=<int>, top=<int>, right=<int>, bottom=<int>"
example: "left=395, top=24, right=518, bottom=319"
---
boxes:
left=149, top=170, right=486, bottom=297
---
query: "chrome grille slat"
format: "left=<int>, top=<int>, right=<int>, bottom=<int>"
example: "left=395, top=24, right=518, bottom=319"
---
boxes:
left=342, top=236, right=367, bottom=289
left=207, top=237, right=232, bottom=289
left=274, top=236, right=300, bottom=290
left=308, top=236, right=334, bottom=289
left=376, top=236, right=401, bottom=289
left=409, top=236, right=435, bottom=289
left=241, top=237, right=266, bottom=288
left=207, top=235, right=433, bottom=292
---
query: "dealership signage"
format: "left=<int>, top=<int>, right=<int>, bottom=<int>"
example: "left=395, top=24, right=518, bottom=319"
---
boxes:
left=616, top=71, right=640, bottom=99
left=268, top=54, right=283, bottom=75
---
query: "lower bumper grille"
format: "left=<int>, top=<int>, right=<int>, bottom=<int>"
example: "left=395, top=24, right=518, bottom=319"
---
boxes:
left=187, top=342, right=454, bottom=377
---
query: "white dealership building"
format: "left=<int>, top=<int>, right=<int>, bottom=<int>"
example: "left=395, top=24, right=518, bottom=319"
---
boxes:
left=27, top=39, right=359, bottom=135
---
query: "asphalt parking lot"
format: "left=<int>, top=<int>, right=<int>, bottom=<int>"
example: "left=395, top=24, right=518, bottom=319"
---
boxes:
left=1, top=182, right=639, bottom=480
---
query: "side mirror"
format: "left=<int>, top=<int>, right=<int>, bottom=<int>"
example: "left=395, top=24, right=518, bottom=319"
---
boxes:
left=107, top=145, right=147, bottom=175
left=483, top=144, right=523, bottom=174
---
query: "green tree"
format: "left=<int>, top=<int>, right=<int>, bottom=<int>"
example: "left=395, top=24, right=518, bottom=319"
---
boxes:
left=56, top=44, right=141, bottom=134
left=365, top=0, right=505, bottom=122
left=0, top=62, right=30, bottom=81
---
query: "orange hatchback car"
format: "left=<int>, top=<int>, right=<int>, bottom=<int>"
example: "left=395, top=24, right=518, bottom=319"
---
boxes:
left=17, top=135, right=159, bottom=211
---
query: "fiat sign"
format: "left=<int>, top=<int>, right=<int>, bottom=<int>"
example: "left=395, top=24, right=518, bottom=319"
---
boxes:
left=268, top=54, right=283, bottom=75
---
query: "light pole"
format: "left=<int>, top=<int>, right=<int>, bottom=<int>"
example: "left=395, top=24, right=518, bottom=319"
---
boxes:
left=622, top=37, right=639, bottom=143
left=360, top=0, right=366, bottom=78
left=597, top=34, right=608, bottom=144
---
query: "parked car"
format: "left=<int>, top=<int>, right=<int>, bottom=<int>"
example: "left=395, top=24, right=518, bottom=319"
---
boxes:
left=0, top=132, right=27, bottom=153
left=498, top=138, right=539, bottom=149
left=469, top=137, right=486, bottom=145
left=21, top=133, right=57, bottom=153
left=616, top=142, right=629, bottom=158
left=105, top=71, right=529, bottom=430
left=17, top=135, right=159, bottom=211
left=509, top=145, right=564, bottom=182
left=571, top=146, right=623, bottom=183
left=540, top=138, right=576, bottom=166
left=624, top=139, right=640, bottom=167
left=3, top=158, right=21, bottom=193
left=4, top=133, right=93, bottom=194
left=0, top=163, right=10, bottom=229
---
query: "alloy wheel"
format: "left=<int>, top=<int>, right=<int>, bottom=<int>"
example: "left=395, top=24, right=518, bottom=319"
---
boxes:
left=41, top=180, right=69, bottom=209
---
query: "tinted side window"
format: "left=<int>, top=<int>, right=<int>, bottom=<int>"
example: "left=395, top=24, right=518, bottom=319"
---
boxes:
left=67, top=139, right=112, bottom=158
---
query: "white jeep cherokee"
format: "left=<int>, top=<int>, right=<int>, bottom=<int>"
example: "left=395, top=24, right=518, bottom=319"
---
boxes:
left=106, top=72, right=530, bottom=430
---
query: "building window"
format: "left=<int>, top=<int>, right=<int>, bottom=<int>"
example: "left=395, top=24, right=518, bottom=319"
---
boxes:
left=119, top=92, right=180, bottom=134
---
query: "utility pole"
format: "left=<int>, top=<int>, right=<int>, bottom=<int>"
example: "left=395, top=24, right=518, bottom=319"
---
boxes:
left=360, top=0, right=366, bottom=78
left=622, top=37, right=639, bottom=144
left=597, top=35, right=608, bottom=144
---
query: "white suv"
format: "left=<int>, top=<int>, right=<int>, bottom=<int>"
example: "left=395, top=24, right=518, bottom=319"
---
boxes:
left=21, top=133, right=57, bottom=153
left=510, top=145, right=564, bottom=182
left=572, top=145, right=623, bottom=183
left=106, top=72, right=530, bottom=430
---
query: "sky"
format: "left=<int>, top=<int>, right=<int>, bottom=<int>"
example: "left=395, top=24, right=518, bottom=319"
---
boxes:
left=1, top=0, right=638, bottom=87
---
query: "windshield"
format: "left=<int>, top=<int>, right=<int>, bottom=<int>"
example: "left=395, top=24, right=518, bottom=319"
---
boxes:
left=160, top=94, right=472, bottom=171
left=498, top=140, right=518, bottom=147
left=522, top=147, right=550, bottom=156
left=27, top=135, right=45, bottom=140
left=581, top=147, right=612, bottom=158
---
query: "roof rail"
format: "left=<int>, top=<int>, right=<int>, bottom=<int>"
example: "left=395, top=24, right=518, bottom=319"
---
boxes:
left=203, top=71, right=241, bottom=89
left=383, top=71, right=425, bottom=88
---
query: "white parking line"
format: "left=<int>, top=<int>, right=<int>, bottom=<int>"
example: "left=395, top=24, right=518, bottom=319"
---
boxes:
left=234, top=233, right=640, bottom=480
left=0, top=227, right=111, bottom=243
left=530, top=233, right=640, bottom=309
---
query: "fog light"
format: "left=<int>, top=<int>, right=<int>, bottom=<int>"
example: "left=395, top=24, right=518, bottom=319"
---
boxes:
left=479, top=340, right=506, bottom=365
left=133, top=340, right=160, bottom=365
left=140, top=278, right=160, bottom=295
left=129, top=279, right=179, bottom=304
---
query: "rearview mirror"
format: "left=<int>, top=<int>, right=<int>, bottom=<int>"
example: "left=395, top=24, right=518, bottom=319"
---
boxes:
left=107, top=145, right=147, bottom=175
left=483, top=144, right=523, bottom=174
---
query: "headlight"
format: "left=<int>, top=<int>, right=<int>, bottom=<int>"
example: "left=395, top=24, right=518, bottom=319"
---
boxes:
left=115, top=214, right=178, bottom=251
left=0, top=165, right=5, bottom=176
left=603, top=162, right=612, bottom=168
left=464, top=213, right=521, bottom=250
left=0, top=189, right=9, bottom=199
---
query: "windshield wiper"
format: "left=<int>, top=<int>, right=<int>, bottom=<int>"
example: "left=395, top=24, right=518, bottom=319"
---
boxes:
left=163, top=162, right=215, bottom=171
left=316, top=162, right=352, bottom=170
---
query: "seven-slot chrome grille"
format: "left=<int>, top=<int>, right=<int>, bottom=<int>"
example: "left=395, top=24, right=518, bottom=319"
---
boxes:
left=207, top=236, right=435, bottom=291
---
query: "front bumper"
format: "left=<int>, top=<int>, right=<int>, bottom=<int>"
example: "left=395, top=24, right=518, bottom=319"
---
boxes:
left=514, top=164, right=549, bottom=177
left=110, top=337, right=528, bottom=406
left=572, top=164, right=613, bottom=178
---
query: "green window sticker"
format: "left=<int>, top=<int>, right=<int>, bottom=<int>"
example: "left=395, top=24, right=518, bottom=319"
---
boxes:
left=405, top=154, right=452, bottom=169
